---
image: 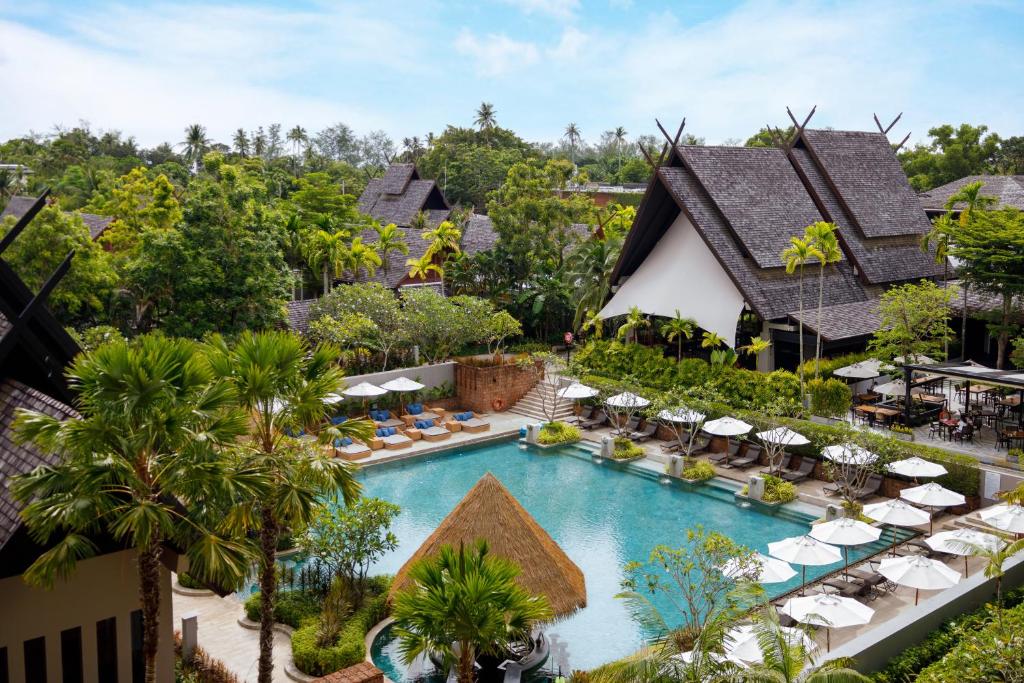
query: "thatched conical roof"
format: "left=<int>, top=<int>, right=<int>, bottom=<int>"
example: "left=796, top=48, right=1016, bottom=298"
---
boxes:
left=388, top=473, right=586, bottom=617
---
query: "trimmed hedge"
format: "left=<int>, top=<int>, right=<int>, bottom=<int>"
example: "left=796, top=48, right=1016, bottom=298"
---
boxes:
left=681, top=460, right=715, bottom=481
left=291, top=592, right=390, bottom=677
left=612, top=437, right=645, bottom=460
left=798, top=350, right=879, bottom=380
left=915, top=597, right=1024, bottom=682
left=244, top=589, right=322, bottom=629
left=538, top=421, right=582, bottom=445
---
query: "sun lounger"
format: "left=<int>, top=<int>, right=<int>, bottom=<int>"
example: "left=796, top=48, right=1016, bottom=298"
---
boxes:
left=369, top=426, right=413, bottom=450
left=381, top=433, right=413, bottom=450
left=730, top=444, right=762, bottom=469
left=419, top=425, right=452, bottom=442
left=401, top=402, right=441, bottom=426
left=781, top=457, right=815, bottom=482
left=369, top=409, right=405, bottom=429
left=446, top=410, right=491, bottom=433
left=628, top=423, right=658, bottom=442
left=580, top=410, right=608, bottom=430
left=661, top=441, right=682, bottom=452
left=761, top=452, right=792, bottom=476
left=566, top=406, right=593, bottom=425
left=851, top=473, right=884, bottom=500
left=824, top=578, right=873, bottom=600
left=333, top=437, right=371, bottom=461
left=616, top=416, right=640, bottom=435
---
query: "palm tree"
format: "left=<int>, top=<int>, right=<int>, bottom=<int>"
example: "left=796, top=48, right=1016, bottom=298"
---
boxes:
left=424, top=219, right=462, bottom=259
left=204, top=331, right=374, bottom=683
left=613, top=126, right=628, bottom=174
left=566, top=229, right=625, bottom=331
left=616, top=305, right=651, bottom=343
left=372, top=222, right=409, bottom=274
left=12, top=336, right=260, bottom=683
left=921, top=213, right=956, bottom=359
left=407, top=253, right=442, bottom=282
left=392, top=541, right=552, bottom=683
left=564, top=122, right=582, bottom=166
left=742, top=605, right=869, bottom=682
left=410, top=209, right=430, bottom=233
left=305, top=229, right=349, bottom=294
left=804, top=222, right=842, bottom=372
left=740, top=336, right=772, bottom=358
left=346, top=236, right=383, bottom=280
left=474, top=102, right=497, bottom=144
left=180, top=123, right=210, bottom=172
left=232, top=128, right=250, bottom=157
left=581, top=309, right=604, bottom=340
left=702, top=331, right=725, bottom=349
left=660, top=310, right=697, bottom=360
left=0, top=165, right=25, bottom=205
left=781, top=236, right=822, bottom=397
left=287, top=125, right=308, bottom=156
left=955, top=538, right=1024, bottom=628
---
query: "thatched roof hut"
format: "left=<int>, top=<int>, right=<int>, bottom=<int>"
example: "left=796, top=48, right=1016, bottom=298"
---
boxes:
left=388, top=472, right=586, bottom=618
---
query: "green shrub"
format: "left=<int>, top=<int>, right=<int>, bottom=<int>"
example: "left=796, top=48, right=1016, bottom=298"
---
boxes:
left=291, top=591, right=391, bottom=677
left=612, top=437, right=645, bottom=460
left=807, top=377, right=852, bottom=418
left=177, top=572, right=206, bottom=590
left=798, top=350, right=877, bottom=380
left=538, top=421, right=582, bottom=445
left=681, top=460, right=715, bottom=481
left=915, top=601, right=1024, bottom=682
left=244, top=590, right=322, bottom=629
left=758, top=475, right=797, bottom=504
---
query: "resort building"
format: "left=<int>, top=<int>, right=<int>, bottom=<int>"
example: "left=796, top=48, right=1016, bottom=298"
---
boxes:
left=0, top=195, right=175, bottom=682
left=2, top=195, right=114, bottom=241
left=919, top=174, right=1024, bottom=217
left=601, top=125, right=945, bottom=370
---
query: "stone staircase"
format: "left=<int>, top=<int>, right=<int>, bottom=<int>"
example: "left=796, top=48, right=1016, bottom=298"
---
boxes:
left=508, top=382, right=576, bottom=422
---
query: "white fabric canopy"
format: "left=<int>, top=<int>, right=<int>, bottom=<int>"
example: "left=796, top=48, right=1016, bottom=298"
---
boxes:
left=900, top=482, right=965, bottom=508
left=721, top=553, right=797, bottom=584
left=979, top=504, right=1024, bottom=533
left=605, top=391, right=650, bottom=409
left=725, top=624, right=816, bottom=664
left=756, top=427, right=810, bottom=446
left=926, top=528, right=1001, bottom=556
left=343, top=382, right=388, bottom=398
left=658, top=408, right=705, bottom=424
left=703, top=417, right=753, bottom=437
left=863, top=499, right=931, bottom=527
left=380, top=377, right=425, bottom=392
left=809, top=518, right=882, bottom=546
left=768, top=535, right=843, bottom=567
left=887, top=457, right=947, bottom=479
left=557, top=382, right=599, bottom=400
left=822, top=444, right=878, bottom=466
left=599, top=213, right=746, bottom=347
left=780, top=593, right=874, bottom=628
left=879, top=555, right=960, bottom=591
left=833, top=359, right=884, bottom=379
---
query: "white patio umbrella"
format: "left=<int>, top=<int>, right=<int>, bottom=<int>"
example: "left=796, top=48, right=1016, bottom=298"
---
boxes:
left=863, top=499, right=931, bottom=555
left=605, top=391, right=650, bottom=409
left=703, top=417, right=753, bottom=466
left=873, top=380, right=909, bottom=396
left=672, top=651, right=744, bottom=668
left=926, top=528, right=1002, bottom=576
left=380, top=376, right=425, bottom=415
left=833, top=359, right=883, bottom=379
left=658, top=408, right=706, bottom=423
left=901, top=483, right=966, bottom=533
left=887, top=457, right=948, bottom=481
left=557, top=382, right=599, bottom=400
left=725, top=624, right=817, bottom=664
left=768, top=535, right=842, bottom=594
left=780, top=593, right=874, bottom=652
left=323, top=393, right=346, bottom=405
left=878, top=555, right=961, bottom=605
left=822, top=444, right=878, bottom=466
left=721, top=552, right=797, bottom=584
left=809, top=518, right=882, bottom=578
left=979, top=504, right=1024, bottom=534
left=756, top=427, right=810, bottom=447
left=894, top=354, right=938, bottom=366
left=343, top=381, right=388, bottom=415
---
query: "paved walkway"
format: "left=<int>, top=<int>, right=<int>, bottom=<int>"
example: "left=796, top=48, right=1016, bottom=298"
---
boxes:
left=173, top=584, right=293, bottom=682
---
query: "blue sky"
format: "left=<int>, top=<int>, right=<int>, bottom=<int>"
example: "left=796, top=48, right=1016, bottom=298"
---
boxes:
left=1, top=0, right=1022, bottom=148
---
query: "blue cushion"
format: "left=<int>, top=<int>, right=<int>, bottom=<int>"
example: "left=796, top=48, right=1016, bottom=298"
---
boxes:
left=331, top=415, right=346, bottom=425
left=333, top=437, right=353, bottom=447
left=375, top=428, right=386, bottom=437
left=415, top=420, right=430, bottom=429
left=463, top=411, right=473, bottom=420
left=408, top=403, right=422, bottom=415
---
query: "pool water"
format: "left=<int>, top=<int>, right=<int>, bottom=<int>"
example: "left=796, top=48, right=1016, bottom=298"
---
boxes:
left=347, top=439, right=899, bottom=677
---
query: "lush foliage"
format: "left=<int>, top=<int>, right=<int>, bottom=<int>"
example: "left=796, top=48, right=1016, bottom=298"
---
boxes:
left=758, top=475, right=797, bottom=504
left=868, top=279, right=953, bottom=364
left=898, top=123, right=1010, bottom=191
left=612, top=436, right=645, bottom=460
left=244, top=589, right=322, bottom=628
left=915, top=600, right=1024, bottom=682
left=290, top=586, right=391, bottom=676
left=807, top=377, right=853, bottom=418
left=538, top=420, right=582, bottom=445
left=680, top=459, right=715, bottom=482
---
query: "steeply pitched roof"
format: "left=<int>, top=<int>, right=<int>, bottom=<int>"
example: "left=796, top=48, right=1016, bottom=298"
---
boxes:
left=379, top=163, right=418, bottom=195
left=789, top=299, right=883, bottom=342
left=356, top=164, right=450, bottom=228
left=919, top=175, right=1024, bottom=212
left=1, top=196, right=113, bottom=240
left=389, top=473, right=586, bottom=618
left=0, top=379, right=77, bottom=551
left=286, top=299, right=315, bottom=333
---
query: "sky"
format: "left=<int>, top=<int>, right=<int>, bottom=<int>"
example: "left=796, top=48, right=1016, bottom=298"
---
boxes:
left=1, top=0, right=1022, bottom=149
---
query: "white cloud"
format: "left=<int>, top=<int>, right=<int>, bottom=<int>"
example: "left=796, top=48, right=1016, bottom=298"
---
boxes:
left=548, top=27, right=589, bottom=61
left=454, top=30, right=541, bottom=77
left=500, top=0, right=580, bottom=21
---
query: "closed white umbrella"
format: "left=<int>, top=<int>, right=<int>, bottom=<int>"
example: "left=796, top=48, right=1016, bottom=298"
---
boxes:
left=725, top=624, right=816, bottom=664
left=768, top=535, right=842, bottom=594
left=780, top=593, right=874, bottom=651
left=756, top=427, right=810, bottom=447
left=658, top=408, right=706, bottom=424
left=926, top=528, right=1002, bottom=576
left=605, top=391, right=650, bottom=409
left=879, top=555, right=961, bottom=605
left=887, top=457, right=947, bottom=481
left=833, top=359, right=883, bottom=379
left=979, top=504, right=1024, bottom=534
left=721, top=553, right=797, bottom=584
left=822, top=444, right=877, bottom=466
left=557, top=382, right=599, bottom=400
left=810, top=518, right=882, bottom=578
left=894, top=354, right=938, bottom=365
left=863, top=499, right=932, bottom=555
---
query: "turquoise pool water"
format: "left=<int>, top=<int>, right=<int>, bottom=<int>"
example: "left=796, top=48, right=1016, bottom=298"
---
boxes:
left=350, top=439, right=898, bottom=677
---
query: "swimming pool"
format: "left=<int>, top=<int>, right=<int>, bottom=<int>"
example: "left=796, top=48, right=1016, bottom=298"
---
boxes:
left=347, top=439, right=899, bottom=677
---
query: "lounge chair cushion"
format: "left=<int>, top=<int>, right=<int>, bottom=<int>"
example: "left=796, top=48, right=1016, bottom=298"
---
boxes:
left=415, top=419, right=434, bottom=429
left=375, top=426, right=400, bottom=437
left=381, top=433, right=412, bottom=446
left=407, top=403, right=423, bottom=415
left=421, top=426, right=449, bottom=437
left=460, top=418, right=489, bottom=429
left=334, top=437, right=353, bottom=447
left=454, top=411, right=475, bottom=421
left=331, top=415, right=347, bottom=425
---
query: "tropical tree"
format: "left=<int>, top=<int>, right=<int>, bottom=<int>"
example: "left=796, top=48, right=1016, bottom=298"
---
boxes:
left=372, top=222, right=409, bottom=273
left=232, top=128, right=250, bottom=156
left=407, top=253, right=442, bottom=282
left=564, top=122, right=582, bottom=166
left=613, top=126, right=628, bottom=173
left=617, top=305, right=651, bottom=342
left=287, top=125, right=308, bottom=156
left=955, top=538, right=1024, bottom=629
left=204, top=330, right=374, bottom=683
left=781, top=236, right=822, bottom=396
left=739, top=336, right=772, bottom=358
left=944, top=180, right=998, bottom=358
left=868, top=280, right=953, bottom=369
left=565, top=211, right=629, bottom=331
left=804, top=222, right=842, bottom=370
left=305, top=229, right=349, bottom=294
left=701, top=330, right=725, bottom=349
left=180, top=123, right=210, bottom=172
left=474, top=102, right=497, bottom=133
left=346, top=236, right=383, bottom=280
left=660, top=310, right=697, bottom=360
left=921, top=213, right=956, bottom=359
left=11, top=335, right=260, bottom=683
left=423, top=219, right=462, bottom=259
left=581, top=309, right=604, bottom=340
left=392, top=540, right=552, bottom=683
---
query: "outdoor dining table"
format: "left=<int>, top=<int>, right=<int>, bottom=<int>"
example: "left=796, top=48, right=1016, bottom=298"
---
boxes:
left=939, top=417, right=959, bottom=441
left=1000, top=396, right=1022, bottom=407
left=917, top=394, right=946, bottom=404
left=856, top=405, right=899, bottom=427
left=856, top=392, right=881, bottom=404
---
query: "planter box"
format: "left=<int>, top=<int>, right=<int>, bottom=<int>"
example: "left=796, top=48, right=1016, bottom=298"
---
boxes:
left=532, top=438, right=581, bottom=450
left=734, top=491, right=785, bottom=513
left=605, top=454, right=644, bottom=465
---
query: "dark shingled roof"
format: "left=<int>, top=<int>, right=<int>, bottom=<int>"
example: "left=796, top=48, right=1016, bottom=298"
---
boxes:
left=919, top=175, right=1024, bottom=213
left=287, top=299, right=315, bottom=333
left=356, top=164, right=450, bottom=228
left=789, top=299, right=882, bottom=342
left=379, top=163, right=417, bottom=195
left=0, top=379, right=77, bottom=551
left=1, top=196, right=113, bottom=241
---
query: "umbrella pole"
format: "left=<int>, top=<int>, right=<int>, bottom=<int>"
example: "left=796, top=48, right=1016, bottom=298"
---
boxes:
left=964, top=555, right=969, bottom=578
left=801, top=565, right=807, bottom=596
left=826, top=628, right=830, bottom=653
left=891, top=527, right=898, bottom=557
left=915, top=588, right=920, bottom=606
left=844, top=546, right=849, bottom=580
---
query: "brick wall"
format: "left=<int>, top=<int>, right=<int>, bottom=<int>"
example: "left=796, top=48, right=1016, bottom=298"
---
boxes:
left=455, top=358, right=542, bottom=413
left=315, top=661, right=384, bottom=683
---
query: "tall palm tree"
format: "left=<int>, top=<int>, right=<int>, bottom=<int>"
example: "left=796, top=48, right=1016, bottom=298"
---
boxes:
left=286, top=125, right=308, bottom=156
left=616, top=305, right=651, bottom=343
left=804, top=222, right=842, bottom=372
left=407, top=253, right=442, bottom=282
left=204, top=331, right=373, bottom=683
left=921, top=213, right=956, bottom=359
left=660, top=310, right=697, bottom=360
left=613, top=126, right=628, bottom=174
left=781, top=236, right=822, bottom=397
left=955, top=538, right=1024, bottom=628
left=410, top=209, right=430, bottom=233
left=474, top=102, right=497, bottom=145
left=346, top=236, right=383, bottom=280
left=305, top=229, right=349, bottom=294
left=180, top=123, right=210, bottom=172
left=392, top=541, right=552, bottom=683
left=12, top=336, right=260, bottom=683
left=0, top=165, right=25, bottom=205
left=232, top=128, right=250, bottom=157
left=742, top=606, right=869, bottom=682
left=372, top=222, right=409, bottom=274
left=424, top=219, right=462, bottom=259
left=564, top=122, right=582, bottom=166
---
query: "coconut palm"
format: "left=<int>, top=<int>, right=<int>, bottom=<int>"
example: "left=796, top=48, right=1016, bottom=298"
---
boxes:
left=305, top=229, right=349, bottom=294
left=346, top=236, right=383, bottom=280
left=565, top=122, right=582, bottom=166
left=232, top=128, right=250, bottom=157
left=617, top=305, right=651, bottom=343
left=392, top=540, right=552, bottom=683
left=921, top=213, right=956, bottom=359
left=407, top=253, right=442, bottom=281
left=943, top=181, right=997, bottom=359
left=180, top=123, right=210, bottom=172
left=474, top=102, right=497, bottom=132
left=11, top=335, right=261, bottom=683
left=742, top=606, right=869, bottom=682
left=372, top=222, right=409, bottom=274
left=204, top=330, right=373, bottom=683
left=614, top=126, right=628, bottom=173
left=781, top=236, right=822, bottom=396
left=804, top=222, right=842, bottom=371
left=286, top=125, right=308, bottom=156
left=661, top=311, right=698, bottom=360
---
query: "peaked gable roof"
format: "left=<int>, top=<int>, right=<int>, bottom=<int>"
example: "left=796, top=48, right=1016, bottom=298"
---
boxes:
left=2, top=196, right=114, bottom=241
left=389, top=472, right=586, bottom=617
left=357, top=164, right=451, bottom=228
left=919, top=175, right=1024, bottom=212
